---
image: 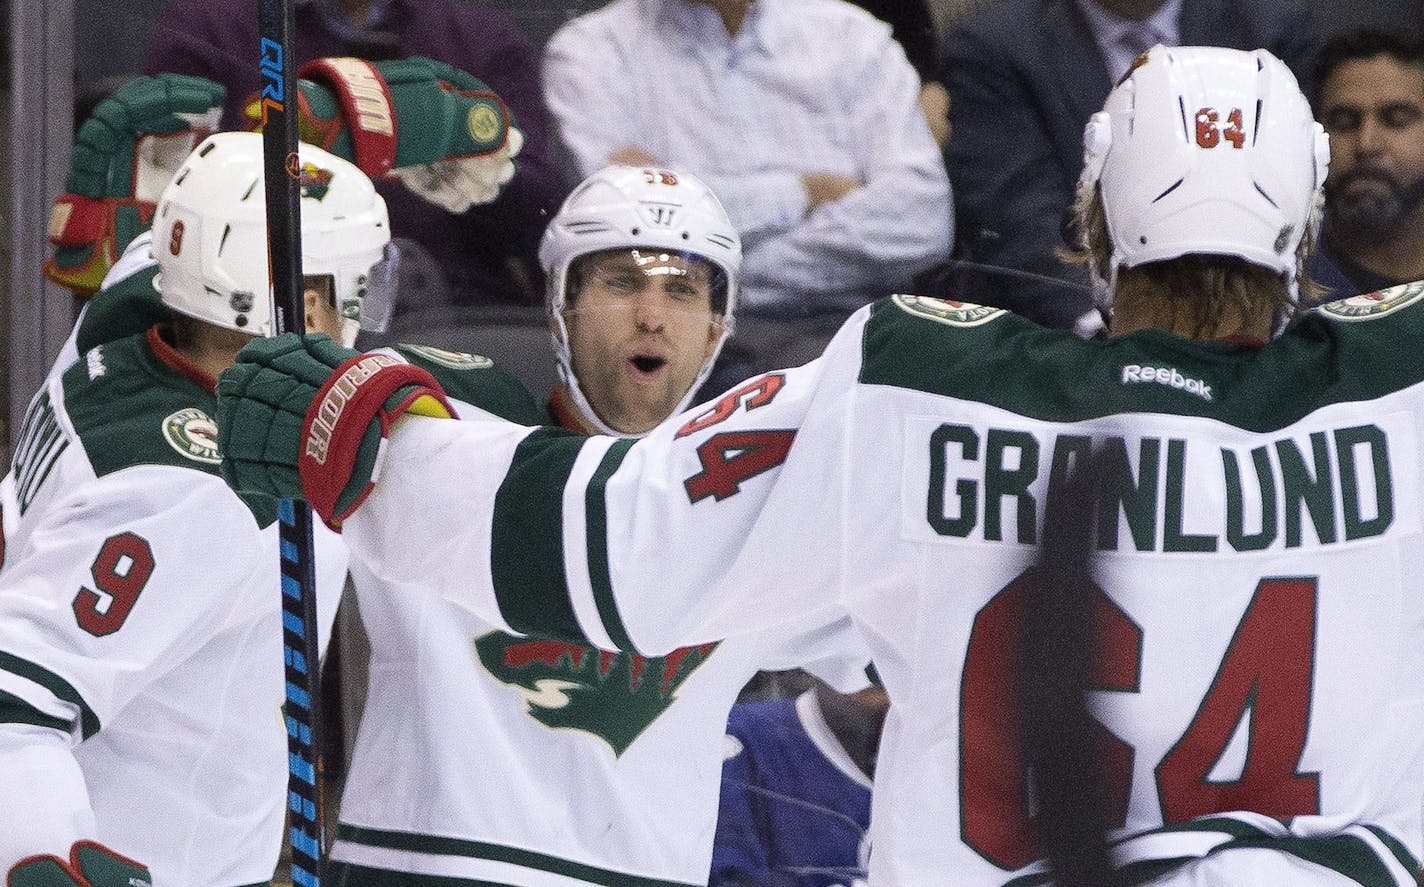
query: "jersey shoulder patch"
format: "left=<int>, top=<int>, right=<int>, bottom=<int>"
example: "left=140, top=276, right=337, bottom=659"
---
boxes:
left=394, top=343, right=547, bottom=425
left=890, top=293, right=1008, bottom=327
left=397, top=343, right=494, bottom=370
left=61, top=334, right=222, bottom=478
left=1315, top=280, right=1424, bottom=322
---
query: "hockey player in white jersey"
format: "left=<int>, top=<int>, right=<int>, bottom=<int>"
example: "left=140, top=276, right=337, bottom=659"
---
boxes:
left=321, top=165, right=869, bottom=886
left=218, top=46, right=1424, bottom=885
left=0, top=131, right=383, bottom=884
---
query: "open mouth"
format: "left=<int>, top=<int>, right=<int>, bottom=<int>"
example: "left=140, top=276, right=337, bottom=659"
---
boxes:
left=629, top=354, right=667, bottom=375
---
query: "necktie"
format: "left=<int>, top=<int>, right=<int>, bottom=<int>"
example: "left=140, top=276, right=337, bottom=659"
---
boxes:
left=1116, top=23, right=1159, bottom=79
left=1122, top=22, right=1160, bottom=56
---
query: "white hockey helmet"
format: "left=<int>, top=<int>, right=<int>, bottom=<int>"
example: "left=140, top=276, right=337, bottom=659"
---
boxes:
left=1078, top=46, right=1330, bottom=310
left=538, top=165, right=742, bottom=436
left=151, top=131, right=390, bottom=343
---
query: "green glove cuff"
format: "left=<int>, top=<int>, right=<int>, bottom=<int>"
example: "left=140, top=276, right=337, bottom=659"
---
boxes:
left=384, top=56, right=514, bottom=161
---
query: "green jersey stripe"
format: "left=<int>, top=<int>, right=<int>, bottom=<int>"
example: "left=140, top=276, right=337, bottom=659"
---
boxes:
left=326, top=861, right=512, bottom=886
left=586, top=439, right=637, bottom=652
left=1004, top=821, right=1414, bottom=887
left=0, top=651, right=99, bottom=738
left=336, top=825, right=703, bottom=887
left=1113, top=815, right=1272, bottom=845
left=1363, top=824, right=1422, bottom=875
left=490, top=428, right=591, bottom=645
left=0, top=688, right=70, bottom=732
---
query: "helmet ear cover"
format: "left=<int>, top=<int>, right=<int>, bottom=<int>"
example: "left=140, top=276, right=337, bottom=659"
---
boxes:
left=538, top=165, right=743, bottom=437
left=1074, top=46, right=1328, bottom=318
left=152, top=131, right=390, bottom=343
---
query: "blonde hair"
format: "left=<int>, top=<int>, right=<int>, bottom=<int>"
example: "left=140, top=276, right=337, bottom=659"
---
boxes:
left=1059, top=186, right=1323, bottom=338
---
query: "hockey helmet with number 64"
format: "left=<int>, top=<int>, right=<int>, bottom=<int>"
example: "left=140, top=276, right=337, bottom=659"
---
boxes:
left=1078, top=46, right=1330, bottom=308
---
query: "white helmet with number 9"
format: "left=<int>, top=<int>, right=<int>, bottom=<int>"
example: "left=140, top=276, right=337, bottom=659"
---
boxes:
left=1078, top=45, right=1330, bottom=310
left=152, top=131, right=390, bottom=344
left=538, top=165, right=742, bottom=435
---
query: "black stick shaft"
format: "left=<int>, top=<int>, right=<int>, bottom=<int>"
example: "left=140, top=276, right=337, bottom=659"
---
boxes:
left=1020, top=449, right=1120, bottom=887
left=257, top=2, right=326, bottom=883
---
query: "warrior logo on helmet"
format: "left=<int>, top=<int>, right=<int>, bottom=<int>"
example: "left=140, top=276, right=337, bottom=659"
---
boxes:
left=475, top=631, right=717, bottom=755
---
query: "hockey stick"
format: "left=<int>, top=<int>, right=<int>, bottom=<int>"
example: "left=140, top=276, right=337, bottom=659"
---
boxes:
left=1018, top=447, right=1120, bottom=887
left=257, top=2, right=327, bottom=883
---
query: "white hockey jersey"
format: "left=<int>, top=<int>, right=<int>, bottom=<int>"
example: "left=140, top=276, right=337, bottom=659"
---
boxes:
left=0, top=274, right=347, bottom=884
left=345, top=290, right=1424, bottom=886
left=330, top=354, right=871, bottom=886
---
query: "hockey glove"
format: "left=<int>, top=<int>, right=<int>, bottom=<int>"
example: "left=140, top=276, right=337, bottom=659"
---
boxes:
left=7, top=840, right=151, bottom=887
left=45, top=73, right=225, bottom=295
left=217, top=333, right=455, bottom=527
left=286, top=56, right=522, bottom=211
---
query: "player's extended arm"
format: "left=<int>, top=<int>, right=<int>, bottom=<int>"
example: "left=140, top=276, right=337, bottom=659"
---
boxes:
left=7, top=841, right=150, bottom=887
left=217, top=333, right=455, bottom=528
left=218, top=325, right=849, bottom=655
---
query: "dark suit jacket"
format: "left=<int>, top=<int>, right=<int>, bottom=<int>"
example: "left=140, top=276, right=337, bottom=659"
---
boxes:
left=938, top=0, right=1318, bottom=328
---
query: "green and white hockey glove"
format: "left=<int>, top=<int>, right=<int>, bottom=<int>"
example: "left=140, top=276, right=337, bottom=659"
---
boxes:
left=7, top=840, right=151, bottom=887
left=45, top=73, right=225, bottom=295
left=289, top=56, right=522, bottom=212
left=217, top=333, right=455, bottom=527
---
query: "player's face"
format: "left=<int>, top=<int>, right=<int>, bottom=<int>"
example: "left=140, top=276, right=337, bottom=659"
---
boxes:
left=1321, top=56, right=1424, bottom=236
left=564, top=249, right=723, bottom=435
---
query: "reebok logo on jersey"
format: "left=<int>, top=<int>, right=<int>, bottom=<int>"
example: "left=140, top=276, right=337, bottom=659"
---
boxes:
left=87, top=347, right=106, bottom=380
left=1121, top=364, right=1213, bottom=401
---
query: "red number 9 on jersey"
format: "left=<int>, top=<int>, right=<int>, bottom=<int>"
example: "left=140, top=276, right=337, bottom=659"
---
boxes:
left=73, top=532, right=155, bottom=637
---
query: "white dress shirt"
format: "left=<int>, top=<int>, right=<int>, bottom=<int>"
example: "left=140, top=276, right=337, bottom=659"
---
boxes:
left=543, top=0, right=953, bottom=315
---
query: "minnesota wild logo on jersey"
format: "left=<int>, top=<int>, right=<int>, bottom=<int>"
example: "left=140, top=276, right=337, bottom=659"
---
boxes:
left=161, top=408, right=221, bottom=464
left=474, top=632, right=717, bottom=755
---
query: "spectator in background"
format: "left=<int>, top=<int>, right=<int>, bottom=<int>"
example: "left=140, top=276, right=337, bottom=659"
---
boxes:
left=543, top=0, right=952, bottom=387
left=844, top=0, right=950, bottom=147
left=711, top=682, right=889, bottom=887
left=939, top=0, right=1317, bottom=333
left=1310, top=29, right=1424, bottom=303
left=143, top=0, right=568, bottom=310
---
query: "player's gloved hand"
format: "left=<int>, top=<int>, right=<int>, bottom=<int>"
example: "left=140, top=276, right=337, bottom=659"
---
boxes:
left=217, top=333, right=456, bottom=527
left=7, top=840, right=151, bottom=887
left=288, top=56, right=522, bottom=212
left=45, top=73, right=225, bottom=295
